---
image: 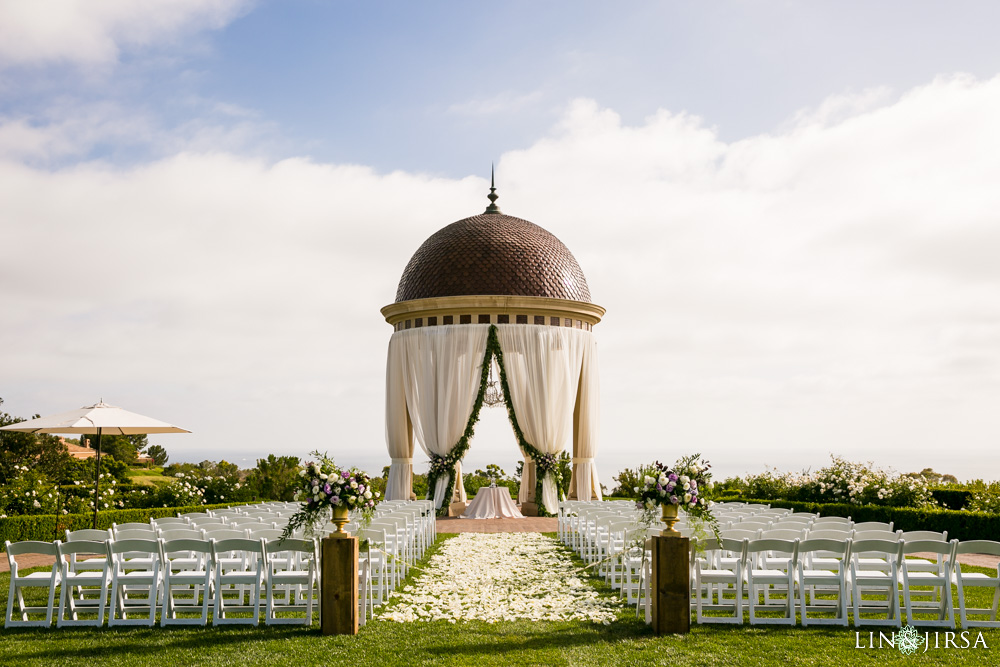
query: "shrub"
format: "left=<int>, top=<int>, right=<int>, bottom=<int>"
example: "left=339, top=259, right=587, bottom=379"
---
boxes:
left=722, top=497, right=1000, bottom=542
left=463, top=464, right=519, bottom=499
left=412, top=473, right=428, bottom=500
left=0, top=502, right=252, bottom=549
left=243, top=454, right=301, bottom=501
left=611, top=467, right=642, bottom=498
left=723, top=456, right=936, bottom=509
left=0, top=465, right=61, bottom=516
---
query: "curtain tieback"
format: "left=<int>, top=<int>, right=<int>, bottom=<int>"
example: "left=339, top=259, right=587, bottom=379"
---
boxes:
left=572, top=458, right=595, bottom=463
left=390, top=458, right=413, bottom=464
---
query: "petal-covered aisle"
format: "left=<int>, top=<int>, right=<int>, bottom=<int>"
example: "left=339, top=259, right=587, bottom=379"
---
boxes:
left=378, top=532, right=622, bottom=624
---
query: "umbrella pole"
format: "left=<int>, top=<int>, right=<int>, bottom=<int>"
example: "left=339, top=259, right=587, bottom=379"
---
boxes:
left=92, top=428, right=102, bottom=530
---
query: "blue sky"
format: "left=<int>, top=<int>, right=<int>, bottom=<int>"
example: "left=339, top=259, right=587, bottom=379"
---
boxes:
left=2, top=1, right=1000, bottom=484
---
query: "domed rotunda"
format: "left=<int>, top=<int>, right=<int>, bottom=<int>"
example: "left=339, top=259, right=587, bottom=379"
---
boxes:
left=381, top=178, right=605, bottom=516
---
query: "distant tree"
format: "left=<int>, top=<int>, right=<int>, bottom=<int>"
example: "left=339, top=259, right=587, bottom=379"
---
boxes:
left=145, top=444, right=169, bottom=466
left=611, top=467, right=643, bottom=498
left=63, top=455, right=130, bottom=485
left=474, top=464, right=508, bottom=481
left=95, top=434, right=148, bottom=466
left=163, top=461, right=201, bottom=477
left=904, top=467, right=959, bottom=486
left=244, top=455, right=301, bottom=501
left=0, top=398, right=74, bottom=484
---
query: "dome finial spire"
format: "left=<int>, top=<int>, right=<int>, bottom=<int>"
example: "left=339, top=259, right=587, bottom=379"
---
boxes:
left=485, top=163, right=501, bottom=214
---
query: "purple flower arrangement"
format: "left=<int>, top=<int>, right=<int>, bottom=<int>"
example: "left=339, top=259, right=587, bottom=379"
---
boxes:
left=285, top=450, right=380, bottom=537
left=635, top=455, right=716, bottom=523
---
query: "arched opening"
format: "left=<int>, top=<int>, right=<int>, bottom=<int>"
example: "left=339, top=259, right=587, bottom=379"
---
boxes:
left=384, top=324, right=602, bottom=516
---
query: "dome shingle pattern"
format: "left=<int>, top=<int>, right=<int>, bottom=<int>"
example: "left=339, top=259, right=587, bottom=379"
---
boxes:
left=395, top=214, right=592, bottom=303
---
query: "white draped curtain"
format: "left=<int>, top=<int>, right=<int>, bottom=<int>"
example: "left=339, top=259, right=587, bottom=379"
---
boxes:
left=497, top=324, right=599, bottom=514
left=384, top=338, right=413, bottom=501
left=573, top=335, right=602, bottom=501
left=392, top=325, right=490, bottom=508
left=384, top=322, right=601, bottom=513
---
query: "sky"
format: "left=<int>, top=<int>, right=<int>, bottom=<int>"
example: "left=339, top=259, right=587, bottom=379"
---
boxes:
left=1, top=1, right=999, bottom=487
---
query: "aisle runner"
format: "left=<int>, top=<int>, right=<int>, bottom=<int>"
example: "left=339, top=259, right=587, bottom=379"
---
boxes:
left=379, top=532, right=621, bottom=624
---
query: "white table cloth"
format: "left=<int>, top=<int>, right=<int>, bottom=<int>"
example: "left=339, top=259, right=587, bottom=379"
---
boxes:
left=461, top=486, right=524, bottom=519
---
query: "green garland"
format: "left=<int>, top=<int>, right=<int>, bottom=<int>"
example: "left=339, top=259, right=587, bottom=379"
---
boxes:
left=489, top=325, right=559, bottom=517
left=421, top=325, right=564, bottom=518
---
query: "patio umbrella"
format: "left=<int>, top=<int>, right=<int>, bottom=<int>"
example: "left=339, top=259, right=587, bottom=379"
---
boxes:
left=0, top=401, right=190, bottom=528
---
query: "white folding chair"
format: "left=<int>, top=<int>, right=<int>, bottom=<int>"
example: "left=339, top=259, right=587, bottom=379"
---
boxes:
left=746, top=538, right=799, bottom=625
left=852, top=530, right=901, bottom=573
left=358, top=557, right=370, bottom=628
left=953, top=539, right=1000, bottom=629
left=246, top=527, right=285, bottom=541
left=264, top=538, right=318, bottom=625
left=901, top=539, right=957, bottom=628
left=113, top=522, right=156, bottom=534
left=4, top=540, right=61, bottom=628
left=56, top=540, right=110, bottom=627
left=854, top=521, right=893, bottom=532
left=850, top=538, right=903, bottom=627
left=159, top=538, right=213, bottom=626
left=212, top=537, right=266, bottom=625
left=64, top=529, right=113, bottom=583
left=107, top=538, right=161, bottom=627
left=797, top=538, right=851, bottom=626
left=694, top=537, right=747, bottom=624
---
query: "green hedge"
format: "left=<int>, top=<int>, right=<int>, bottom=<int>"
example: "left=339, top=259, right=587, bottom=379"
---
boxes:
left=929, top=488, right=973, bottom=510
left=0, top=502, right=250, bottom=550
left=58, top=484, right=148, bottom=497
left=720, top=497, right=999, bottom=542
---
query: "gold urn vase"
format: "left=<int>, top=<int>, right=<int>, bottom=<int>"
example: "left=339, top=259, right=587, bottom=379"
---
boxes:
left=331, top=505, right=350, bottom=537
left=660, top=503, right=681, bottom=537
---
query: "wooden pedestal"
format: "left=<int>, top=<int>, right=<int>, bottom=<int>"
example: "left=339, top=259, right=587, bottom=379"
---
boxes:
left=519, top=502, right=539, bottom=517
left=321, top=535, right=358, bottom=635
left=651, top=534, right=690, bottom=635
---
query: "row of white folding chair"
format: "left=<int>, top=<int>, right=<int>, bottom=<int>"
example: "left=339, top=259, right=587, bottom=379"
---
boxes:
left=4, top=537, right=319, bottom=628
left=352, top=506, right=432, bottom=613
left=559, top=501, right=634, bottom=547
left=689, top=537, right=963, bottom=627
left=573, top=507, right=637, bottom=560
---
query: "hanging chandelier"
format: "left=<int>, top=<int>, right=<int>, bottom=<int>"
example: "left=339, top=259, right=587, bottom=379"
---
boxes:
left=483, top=358, right=505, bottom=408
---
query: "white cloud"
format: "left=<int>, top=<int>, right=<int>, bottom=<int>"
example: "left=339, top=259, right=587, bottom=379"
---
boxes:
left=2, top=73, right=999, bottom=483
left=0, top=0, right=251, bottom=68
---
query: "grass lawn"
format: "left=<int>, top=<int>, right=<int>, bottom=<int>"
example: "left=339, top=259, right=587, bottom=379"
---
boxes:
left=1, top=534, right=997, bottom=666
left=126, top=468, right=172, bottom=486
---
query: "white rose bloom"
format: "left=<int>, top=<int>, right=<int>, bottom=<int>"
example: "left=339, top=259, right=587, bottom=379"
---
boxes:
left=657, top=474, right=667, bottom=485
left=705, top=481, right=714, bottom=490
left=684, top=493, right=692, bottom=503
left=351, top=480, right=358, bottom=489
left=320, top=473, right=328, bottom=480
left=679, top=475, right=690, bottom=485
left=644, top=476, right=655, bottom=485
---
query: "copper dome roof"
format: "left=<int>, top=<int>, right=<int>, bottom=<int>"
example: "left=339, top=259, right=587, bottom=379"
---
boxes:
left=394, top=213, right=592, bottom=303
